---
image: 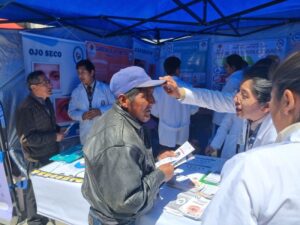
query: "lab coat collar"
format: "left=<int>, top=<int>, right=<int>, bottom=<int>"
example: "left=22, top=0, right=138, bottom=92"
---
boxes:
left=256, top=114, right=273, bottom=140
left=276, top=122, right=300, bottom=143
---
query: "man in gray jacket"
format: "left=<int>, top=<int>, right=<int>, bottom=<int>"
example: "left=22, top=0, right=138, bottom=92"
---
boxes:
left=82, top=66, right=174, bottom=225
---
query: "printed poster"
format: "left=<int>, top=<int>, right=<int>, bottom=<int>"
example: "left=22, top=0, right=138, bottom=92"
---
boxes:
left=22, top=32, right=86, bottom=95
left=210, top=38, right=287, bottom=90
left=160, top=40, right=208, bottom=87
left=86, top=41, right=133, bottom=83
left=55, top=97, right=72, bottom=124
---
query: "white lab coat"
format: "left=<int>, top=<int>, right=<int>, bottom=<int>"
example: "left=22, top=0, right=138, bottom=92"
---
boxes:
left=68, top=81, right=115, bottom=144
left=213, top=70, right=244, bottom=126
left=181, top=87, right=277, bottom=153
left=238, top=114, right=276, bottom=152
left=210, top=113, right=243, bottom=159
left=182, top=87, right=235, bottom=113
left=151, top=77, right=198, bottom=147
left=202, top=122, right=300, bottom=225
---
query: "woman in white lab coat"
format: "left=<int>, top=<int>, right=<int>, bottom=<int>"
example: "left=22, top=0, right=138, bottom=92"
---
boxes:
left=200, top=51, right=300, bottom=225
left=162, top=59, right=277, bottom=157
left=206, top=74, right=275, bottom=159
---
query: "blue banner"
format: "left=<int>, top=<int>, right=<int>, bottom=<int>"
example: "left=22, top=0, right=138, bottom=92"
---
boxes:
left=0, top=152, right=13, bottom=222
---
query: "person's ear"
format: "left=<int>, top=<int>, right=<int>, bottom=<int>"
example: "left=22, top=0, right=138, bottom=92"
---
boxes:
left=117, top=94, right=129, bottom=109
left=281, top=89, right=295, bottom=115
left=30, top=84, right=37, bottom=91
left=261, top=102, right=270, bottom=113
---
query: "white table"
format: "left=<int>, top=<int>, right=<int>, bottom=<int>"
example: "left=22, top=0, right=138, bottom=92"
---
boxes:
left=31, top=155, right=225, bottom=225
left=31, top=160, right=89, bottom=225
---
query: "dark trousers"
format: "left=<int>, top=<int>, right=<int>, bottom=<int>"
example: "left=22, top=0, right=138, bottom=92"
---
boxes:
left=88, top=208, right=135, bottom=225
left=25, top=160, right=49, bottom=225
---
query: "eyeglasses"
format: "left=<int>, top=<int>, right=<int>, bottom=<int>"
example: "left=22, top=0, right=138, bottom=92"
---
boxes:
left=34, top=79, right=51, bottom=86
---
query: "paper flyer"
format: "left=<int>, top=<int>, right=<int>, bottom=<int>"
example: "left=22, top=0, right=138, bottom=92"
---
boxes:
left=155, top=141, right=195, bottom=168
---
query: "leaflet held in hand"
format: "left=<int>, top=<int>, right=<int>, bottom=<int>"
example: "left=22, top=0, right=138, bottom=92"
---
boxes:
left=155, top=141, right=195, bottom=168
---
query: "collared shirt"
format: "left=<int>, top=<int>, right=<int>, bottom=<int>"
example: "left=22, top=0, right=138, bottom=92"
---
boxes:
left=30, top=93, right=51, bottom=115
left=84, top=80, right=95, bottom=90
left=84, top=80, right=96, bottom=109
left=244, top=115, right=266, bottom=151
left=30, top=93, right=46, bottom=105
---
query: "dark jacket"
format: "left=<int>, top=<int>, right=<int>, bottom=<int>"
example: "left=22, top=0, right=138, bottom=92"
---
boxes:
left=82, top=104, right=165, bottom=225
left=15, top=95, right=60, bottom=162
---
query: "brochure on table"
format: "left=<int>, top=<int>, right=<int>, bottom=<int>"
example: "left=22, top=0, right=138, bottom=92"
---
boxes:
left=163, top=155, right=225, bottom=221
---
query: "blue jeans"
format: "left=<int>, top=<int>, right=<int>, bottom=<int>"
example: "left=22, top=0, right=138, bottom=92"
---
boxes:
left=88, top=210, right=101, bottom=225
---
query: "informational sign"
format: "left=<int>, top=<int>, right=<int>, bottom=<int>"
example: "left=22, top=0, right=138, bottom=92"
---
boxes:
left=210, top=38, right=287, bottom=89
left=0, top=152, right=13, bottom=222
left=133, top=39, right=160, bottom=78
left=55, top=97, right=72, bottom=124
left=21, top=32, right=86, bottom=125
left=22, top=32, right=86, bottom=95
left=86, top=41, right=133, bottom=83
left=160, top=40, right=208, bottom=87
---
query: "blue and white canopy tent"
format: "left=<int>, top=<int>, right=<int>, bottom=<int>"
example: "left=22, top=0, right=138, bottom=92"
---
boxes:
left=0, top=0, right=300, bottom=44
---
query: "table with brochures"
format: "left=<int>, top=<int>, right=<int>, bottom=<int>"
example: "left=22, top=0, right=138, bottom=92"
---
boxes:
left=31, top=153, right=225, bottom=225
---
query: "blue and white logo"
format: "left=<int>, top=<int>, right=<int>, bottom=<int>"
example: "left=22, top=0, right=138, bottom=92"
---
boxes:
left=73, top=46, right=84, bottom=63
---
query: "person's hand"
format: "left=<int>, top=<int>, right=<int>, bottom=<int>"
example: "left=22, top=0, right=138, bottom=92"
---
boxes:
left=82, top=109, right=101, bottom=120
left=60, top=127, right=67, bottom=133
left=56, top=132, right=64, bottom=142
left=159, top=76, right=182, bottom=99
left=89, top=108, right=101, bottom=119
left=82, top=111, right=92, bottom=120
left=158, top=163, right=174, bottom=182
left=205, top=145, right=218, bottom=157
left=157, top=150, right=176, bottom=161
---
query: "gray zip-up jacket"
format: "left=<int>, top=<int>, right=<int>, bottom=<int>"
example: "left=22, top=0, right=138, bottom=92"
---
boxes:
left=82, top=104, right=165, bottom=225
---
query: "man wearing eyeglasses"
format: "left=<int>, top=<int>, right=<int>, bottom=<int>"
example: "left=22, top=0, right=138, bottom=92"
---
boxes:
left=16, top=70, right=64, bottom=225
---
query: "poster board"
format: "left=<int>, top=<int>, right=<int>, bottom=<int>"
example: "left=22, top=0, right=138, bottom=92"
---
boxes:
left=160, top=40, right=208, bottom=87
left=86, top=41, right=133, bottom=83
left=210, top=38, right=287, bottom=89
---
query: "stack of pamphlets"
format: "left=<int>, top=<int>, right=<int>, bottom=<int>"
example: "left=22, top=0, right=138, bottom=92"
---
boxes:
left=164, top=172, right=221, bottom=220
left=164, top=191, right=210, bottom=220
